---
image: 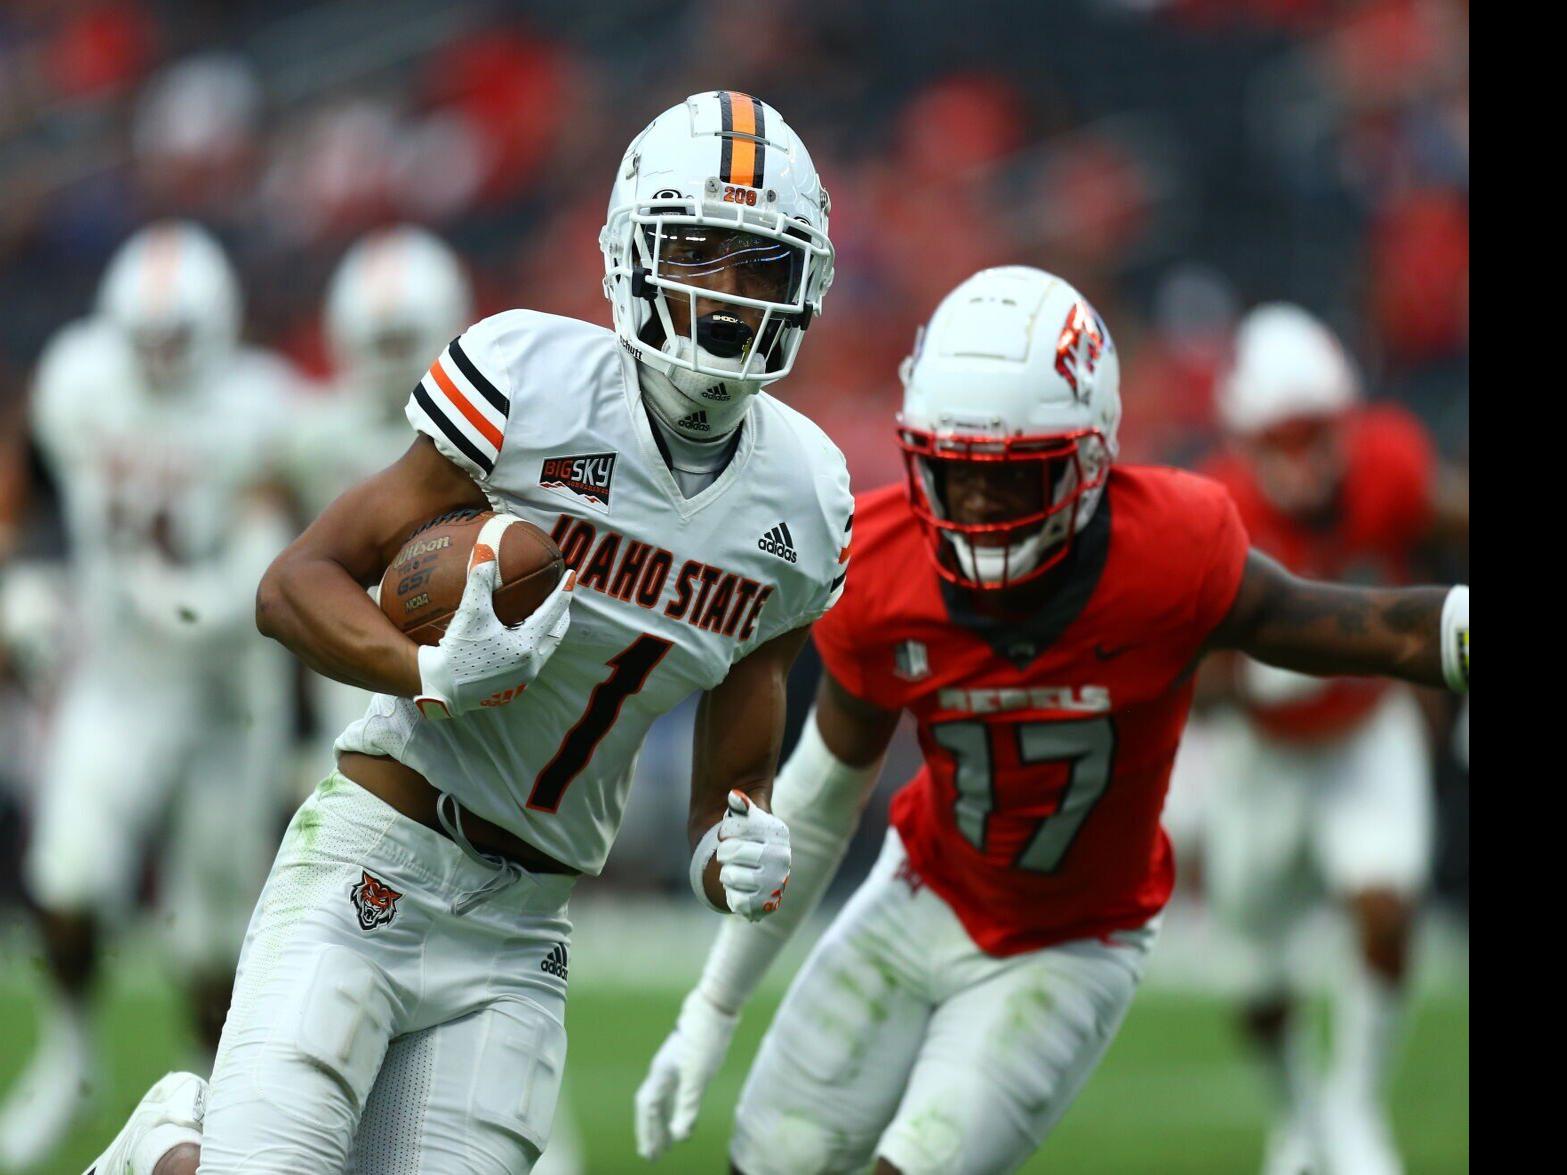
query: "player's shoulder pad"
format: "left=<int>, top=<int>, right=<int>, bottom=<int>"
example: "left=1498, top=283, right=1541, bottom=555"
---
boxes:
left=1118, top=463, right=1233, bottom=515
left=222, top=346, right=303, bottom=456
left=748, top=393, right=855, bottom=616
left=1114, top=464, right=1241, bottom=546
left=31, top=317, right=125, bottom=407
left=406, top=308, right=622, bottom=484
left=1351, top=402, right=1437, bottom=469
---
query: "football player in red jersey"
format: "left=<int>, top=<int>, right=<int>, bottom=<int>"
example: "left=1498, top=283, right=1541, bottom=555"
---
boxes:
left=1190, top=303, right=1468, bottom=1175
left=635, top=267, right=1469, bottom=1175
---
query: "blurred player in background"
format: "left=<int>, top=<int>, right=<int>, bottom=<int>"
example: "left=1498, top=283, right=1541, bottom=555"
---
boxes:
left=636, top=266, right=1469, bottom=1175
left=1196, top=304, right=1469, bottom=1175
left=87, top=91, right=849, bottom=1175
left=287, top=226, right=475, bottom=767
left=0, top=222, right=297, bottom=1169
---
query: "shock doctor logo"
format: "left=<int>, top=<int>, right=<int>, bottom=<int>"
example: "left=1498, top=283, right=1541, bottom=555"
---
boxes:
left=540, top=452, right=617, bottom=513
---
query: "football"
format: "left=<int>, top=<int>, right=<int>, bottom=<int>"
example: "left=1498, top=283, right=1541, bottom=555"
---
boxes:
left=379, top=509, right=564, bottom=646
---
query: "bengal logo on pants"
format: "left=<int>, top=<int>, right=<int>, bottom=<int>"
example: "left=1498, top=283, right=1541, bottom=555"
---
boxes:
left=349, top=870, right=403, bottom=931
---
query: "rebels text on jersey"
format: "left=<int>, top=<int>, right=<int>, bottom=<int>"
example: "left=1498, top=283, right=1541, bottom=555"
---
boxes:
left=815, top=470, right=1248, bottom=956
left=338, top=310, right=853, bottom=875
left=1203, top=405, right=1436, bottom=740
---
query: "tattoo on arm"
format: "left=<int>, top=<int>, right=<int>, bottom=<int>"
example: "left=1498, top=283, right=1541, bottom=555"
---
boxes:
left=1208, top=549, right=1448, bottom=688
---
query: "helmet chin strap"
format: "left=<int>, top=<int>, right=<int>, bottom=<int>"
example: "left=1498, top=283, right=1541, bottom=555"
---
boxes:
left=947, top=531, right=1051, bottom=585
left=638, top=334, right=762, bottom=441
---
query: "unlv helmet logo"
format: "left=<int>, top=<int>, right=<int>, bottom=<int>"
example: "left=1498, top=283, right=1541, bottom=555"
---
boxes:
left=349, top=871, right=402, bottom=931
left=1055, top=301, right=1106, bottom=401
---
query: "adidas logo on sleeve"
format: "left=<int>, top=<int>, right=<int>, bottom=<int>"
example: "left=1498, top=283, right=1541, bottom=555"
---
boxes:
left=758, top=522, right=798, bottom=563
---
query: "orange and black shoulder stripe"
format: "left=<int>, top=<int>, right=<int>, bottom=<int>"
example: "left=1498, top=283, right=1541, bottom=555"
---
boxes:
left=718, top=91, right=766, bottom=188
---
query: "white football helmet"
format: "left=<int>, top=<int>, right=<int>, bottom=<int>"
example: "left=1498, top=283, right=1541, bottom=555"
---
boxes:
left=97, top=220, right=241, bottom=393
left=1218, top=303, right=1359, bottom=436
left=325, top=225, right=474, bottom=409
left=898, top=266, right=1122, bottom=591
left=601, top=91, right=834, bottom=440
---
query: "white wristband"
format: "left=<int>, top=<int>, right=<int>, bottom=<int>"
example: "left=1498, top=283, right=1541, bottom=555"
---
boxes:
left=688, top=821, right=727, bottom=912
left=1440, top=585, right=1469, bottom=693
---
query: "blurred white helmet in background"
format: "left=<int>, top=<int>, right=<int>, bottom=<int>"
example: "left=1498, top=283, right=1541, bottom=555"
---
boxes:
left=601, top=90, right=834, bottom=441
left=898, top=266, right=1122, bottom=590
left=132, top=52, right=262, bottom=169
left=325, top=225, right=474, bottom=408
left=97, top=220, right=241, bottom=393
left=1218, top=302, right=1359, bottom=436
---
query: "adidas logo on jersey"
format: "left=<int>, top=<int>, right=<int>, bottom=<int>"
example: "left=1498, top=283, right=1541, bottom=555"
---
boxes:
left=758, top=522, right=798, bottom=563
left=540, top=942, right=569, bottom=980
left=677, top=409, right=711, bottom=433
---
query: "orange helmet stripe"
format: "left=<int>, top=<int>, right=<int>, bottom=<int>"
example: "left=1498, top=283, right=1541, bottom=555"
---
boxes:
left=718, top=91, right=765, bottom=188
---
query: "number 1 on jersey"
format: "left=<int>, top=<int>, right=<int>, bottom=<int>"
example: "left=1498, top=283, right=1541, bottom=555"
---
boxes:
left=527, top=635, right=674, bottom=812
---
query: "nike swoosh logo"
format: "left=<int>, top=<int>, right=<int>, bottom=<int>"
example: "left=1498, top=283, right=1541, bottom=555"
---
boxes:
left=1094, top=642, right=1135, bottom=660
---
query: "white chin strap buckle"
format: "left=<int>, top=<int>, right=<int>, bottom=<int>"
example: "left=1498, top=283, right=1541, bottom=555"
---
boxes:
left=949, top=532, right=1048, bottom=584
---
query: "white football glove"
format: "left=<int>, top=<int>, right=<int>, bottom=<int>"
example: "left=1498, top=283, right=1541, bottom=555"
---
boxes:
left=633, top=988, right=739, bottom=1161
left=414, top=516, right=574, bottom=719
left=717, top=789, right=792, bottom=921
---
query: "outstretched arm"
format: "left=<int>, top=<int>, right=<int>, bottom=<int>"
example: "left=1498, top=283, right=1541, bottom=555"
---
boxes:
left=1207, top=549, right=1468, bottom=691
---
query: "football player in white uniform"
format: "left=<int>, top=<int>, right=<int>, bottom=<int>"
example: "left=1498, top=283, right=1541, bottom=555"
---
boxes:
left=87, top=91, right=852, bottom=1175
left=0, top=222, right=296, bottom=1170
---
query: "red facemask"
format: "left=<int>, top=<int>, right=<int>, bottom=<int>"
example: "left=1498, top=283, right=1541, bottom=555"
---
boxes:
left=896, top=421, right=1109, bottom=592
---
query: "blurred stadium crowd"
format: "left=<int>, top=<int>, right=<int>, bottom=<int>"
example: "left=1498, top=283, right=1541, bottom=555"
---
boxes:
left=0, top=0, right=1469, bottom=901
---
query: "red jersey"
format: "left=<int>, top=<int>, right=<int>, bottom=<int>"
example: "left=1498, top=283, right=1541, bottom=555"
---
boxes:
left=1203, top=405, right=1436, bottom=740
left=815, top=466, right=1248, bottom=957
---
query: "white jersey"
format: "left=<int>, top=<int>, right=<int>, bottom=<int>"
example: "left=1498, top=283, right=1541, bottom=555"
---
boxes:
left=285, top=380, right=413, bottom=523
left=30, top=317, right=293, bottom=655
left=338, top=309, right=854, bottom=874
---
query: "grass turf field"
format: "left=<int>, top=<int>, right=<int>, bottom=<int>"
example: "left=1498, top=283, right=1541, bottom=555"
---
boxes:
left=0, top=911, right=1467, bottom=1174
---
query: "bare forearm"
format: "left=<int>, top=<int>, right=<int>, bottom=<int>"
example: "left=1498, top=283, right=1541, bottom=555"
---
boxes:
left=1213, top=551, right=1451, bottom=689
left=257, top=555, right=421, bottom=695
left=1247, top=583, right=1446, bottom=685
left=690, top=704, right=778, bottom=911
left=689, top=625, right=811, bottom=908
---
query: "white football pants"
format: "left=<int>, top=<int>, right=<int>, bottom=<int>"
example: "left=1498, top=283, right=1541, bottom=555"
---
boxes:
left=730, top=829, right=1156, bottom=1175
left=198, top=773, right=575, bottom=1174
